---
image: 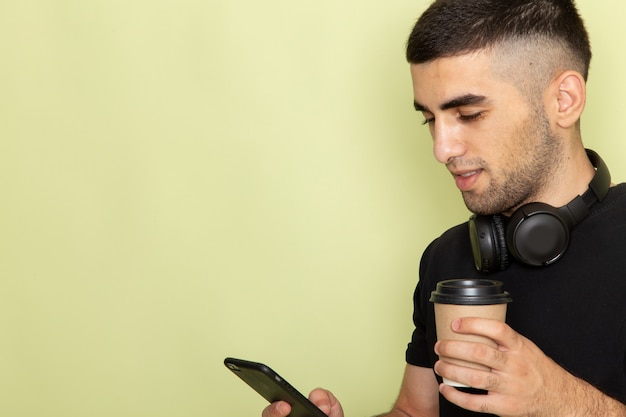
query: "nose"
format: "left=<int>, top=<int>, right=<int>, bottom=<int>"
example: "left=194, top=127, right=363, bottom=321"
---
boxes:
left=432, top=120, right=467, bottom=164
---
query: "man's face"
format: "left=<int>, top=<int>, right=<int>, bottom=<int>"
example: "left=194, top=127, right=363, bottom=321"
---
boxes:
left=410, top=50, right=562, bottom=215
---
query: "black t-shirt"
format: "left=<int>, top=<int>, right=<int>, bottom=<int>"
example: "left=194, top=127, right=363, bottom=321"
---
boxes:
left=406, top=183, right=626, bottom=416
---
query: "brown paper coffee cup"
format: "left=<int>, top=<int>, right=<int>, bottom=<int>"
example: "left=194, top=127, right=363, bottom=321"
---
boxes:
left=430, top=279, right=512, bottom=387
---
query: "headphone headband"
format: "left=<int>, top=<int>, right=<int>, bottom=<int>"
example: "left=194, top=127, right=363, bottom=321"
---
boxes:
left=583, top=149, right=611, bottom=204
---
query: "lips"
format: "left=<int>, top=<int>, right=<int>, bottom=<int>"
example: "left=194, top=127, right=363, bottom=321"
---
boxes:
left=453, top=169, right=482, bottom=191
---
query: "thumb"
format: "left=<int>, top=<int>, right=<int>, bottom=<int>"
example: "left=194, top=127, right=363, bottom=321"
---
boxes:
left=309, top=388, right=342, bottom=416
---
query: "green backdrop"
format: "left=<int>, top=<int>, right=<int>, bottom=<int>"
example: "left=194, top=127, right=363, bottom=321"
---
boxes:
left=1, top=1, right=624, bottom=416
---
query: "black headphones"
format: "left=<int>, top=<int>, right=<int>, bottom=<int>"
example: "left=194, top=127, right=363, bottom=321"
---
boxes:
left=469, top=149, right=611, bottom=273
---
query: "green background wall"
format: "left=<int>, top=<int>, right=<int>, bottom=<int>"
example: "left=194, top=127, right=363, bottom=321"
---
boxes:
left=1, top=1, right=624, bottom=416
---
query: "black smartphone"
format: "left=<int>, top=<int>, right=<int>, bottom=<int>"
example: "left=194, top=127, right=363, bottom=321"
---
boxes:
left=224, top=357, right=327, bottom=417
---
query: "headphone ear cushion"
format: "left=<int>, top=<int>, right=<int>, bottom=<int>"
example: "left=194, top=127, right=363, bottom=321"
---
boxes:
left=469, top=214, right=510, bottom=272
left=506, top=202, right=570, bottom=266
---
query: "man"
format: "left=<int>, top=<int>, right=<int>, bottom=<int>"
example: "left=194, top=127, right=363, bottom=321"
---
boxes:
left=263, top=0, right=626, bottom=416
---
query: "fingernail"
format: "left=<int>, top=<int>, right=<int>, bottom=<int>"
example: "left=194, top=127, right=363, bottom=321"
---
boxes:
left=276, top=402, right=288, bottom=414
left=433, top=360, right=441, bottom=375
left=452, top=318, right=461, bottom=331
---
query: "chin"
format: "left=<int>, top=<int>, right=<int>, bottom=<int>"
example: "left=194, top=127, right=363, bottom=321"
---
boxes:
left=462, top=195, right=499, bottom=216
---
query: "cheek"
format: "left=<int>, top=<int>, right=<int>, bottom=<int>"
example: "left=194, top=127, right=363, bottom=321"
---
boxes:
left=486, top=115, right=531, bottom=153
left=467, top=121, right=506, bottom=154
left=471, top=124, right=522, bottom=173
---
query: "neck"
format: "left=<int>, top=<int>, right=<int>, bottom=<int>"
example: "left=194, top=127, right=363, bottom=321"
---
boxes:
left=537, top=146, right=598, bottom=207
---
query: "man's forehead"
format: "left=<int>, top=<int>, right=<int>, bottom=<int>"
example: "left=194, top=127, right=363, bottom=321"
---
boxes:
left=410, top=52, right=492, bottom=81
left=409, top=52, right=504, bottom=107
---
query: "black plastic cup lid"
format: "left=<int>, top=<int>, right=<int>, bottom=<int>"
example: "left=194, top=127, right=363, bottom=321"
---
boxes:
left=429, top=279, right=512, bottom=305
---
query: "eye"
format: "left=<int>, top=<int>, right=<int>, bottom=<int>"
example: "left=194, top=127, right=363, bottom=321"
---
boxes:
left=459, top=112, right=485, bottom=122
left=420, top=112, right=435, bottom=126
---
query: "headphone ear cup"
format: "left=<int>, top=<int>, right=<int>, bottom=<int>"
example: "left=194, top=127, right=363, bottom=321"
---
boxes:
left=506, top=202, right=570, bottom=266
left=469, top=214, right=510, bottom=272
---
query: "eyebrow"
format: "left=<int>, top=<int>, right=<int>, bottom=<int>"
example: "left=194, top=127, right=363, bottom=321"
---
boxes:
left=413, top=94, right=489, bottom=112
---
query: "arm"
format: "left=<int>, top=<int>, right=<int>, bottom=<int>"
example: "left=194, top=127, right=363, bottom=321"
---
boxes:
left=435, top=317, right=626, bottom=417
left=378, top=364, right=440, bottom=417
left=261, top=364, right=440, bottom=417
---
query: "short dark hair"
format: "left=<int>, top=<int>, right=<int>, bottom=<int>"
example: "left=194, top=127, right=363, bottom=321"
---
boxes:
left=406, top=0, right=592, bottom=80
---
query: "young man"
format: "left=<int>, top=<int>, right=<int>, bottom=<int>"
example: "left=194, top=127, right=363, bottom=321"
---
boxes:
left=263, top=1, right=626, bottom=415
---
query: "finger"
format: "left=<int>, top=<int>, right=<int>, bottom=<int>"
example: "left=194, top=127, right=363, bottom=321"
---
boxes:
left=435, top=338, right=506, bottom=370
left=309, top=388, right=335, bottom=415
left=261, top=401, right=291, bottom=417
left=309, top=388, right=344, bottom=417
left=434, top=358, right=500, bottom=390
left=439, top=383, right=498, bottom=415
left=452, top=317, right=521, bottom=350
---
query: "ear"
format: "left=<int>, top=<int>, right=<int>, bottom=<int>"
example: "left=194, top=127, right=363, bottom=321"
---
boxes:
left=549, top=71, right=586, bottom=129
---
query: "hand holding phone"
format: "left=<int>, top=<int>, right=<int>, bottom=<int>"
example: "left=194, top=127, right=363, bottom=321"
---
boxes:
left=224, top=357, right=329, bottom=417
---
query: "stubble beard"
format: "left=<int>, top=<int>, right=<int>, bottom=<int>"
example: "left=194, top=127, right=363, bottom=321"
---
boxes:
left=461, top=108, right=563, bottom=216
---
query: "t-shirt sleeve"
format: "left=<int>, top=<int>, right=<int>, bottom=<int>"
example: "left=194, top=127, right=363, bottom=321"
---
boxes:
left=403, top=225, right=472, bottom=370
left=404, top=236, right=442, bottom=368
left=405, top=278, right=433, bottom=367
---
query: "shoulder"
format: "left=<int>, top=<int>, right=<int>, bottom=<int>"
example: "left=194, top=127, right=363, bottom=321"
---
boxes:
left=593, top=183, right=626, bottom=211
left=419, top=221, right=480, bottom=286
left=585, top=183, right=626, bottom=228
left=422, top=222, right=469, bottom=257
